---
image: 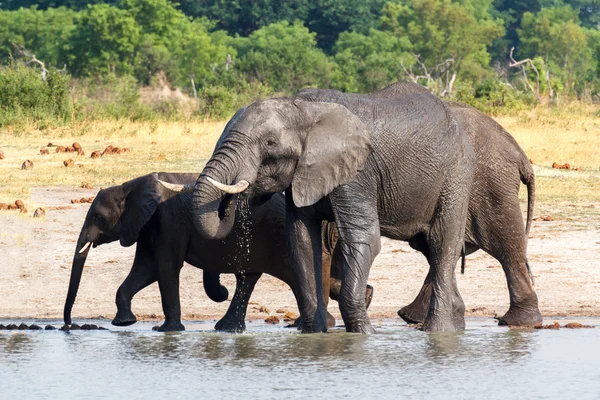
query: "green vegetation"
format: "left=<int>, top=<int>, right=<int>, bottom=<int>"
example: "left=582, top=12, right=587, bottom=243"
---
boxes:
left=0, top=0, right=598, bottom=126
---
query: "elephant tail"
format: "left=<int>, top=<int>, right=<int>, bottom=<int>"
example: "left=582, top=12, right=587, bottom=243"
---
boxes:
left=522, top=168, right=535, bottom=238
left=520, top=161, right=536, bottom=285
left=203, top=271, right=229, bottom=302
left=460, top=242, right=466, bottom=274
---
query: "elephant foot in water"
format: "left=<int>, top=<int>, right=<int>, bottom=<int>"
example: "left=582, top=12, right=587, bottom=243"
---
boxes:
left=156, top=320, right=185, bottom=332
left=401, top=281, right=466, bottom=331
left=215, top=316, right=246, bottom=333
left=398, top=302, right=428, bottom=325
left=289, top=312, right=337, bottom=330
left=397, top=282, right=431, bottom=324
left=112, top=309, right=137, bottom=327
left=496, top=296, right=543, bottom=327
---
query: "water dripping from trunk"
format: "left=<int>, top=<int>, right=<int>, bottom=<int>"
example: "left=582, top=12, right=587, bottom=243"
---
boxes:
left=231, top=195, right=253, bottom=325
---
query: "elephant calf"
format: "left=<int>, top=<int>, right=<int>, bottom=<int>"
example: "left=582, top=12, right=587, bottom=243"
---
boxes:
left=64, top=172, right=371, bottom=332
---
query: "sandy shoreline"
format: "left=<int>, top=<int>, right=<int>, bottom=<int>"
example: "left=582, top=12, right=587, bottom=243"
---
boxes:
left=1, top=186, right=599, bottom=323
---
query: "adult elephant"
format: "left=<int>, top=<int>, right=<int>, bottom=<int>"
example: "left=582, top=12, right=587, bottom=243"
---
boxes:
left=397, top=100, right=541, bottom=326
left=191, top=83, right=475, bottom=333
left=314, top=83, right=541, bottom=326
left=64, top=172, right=372, bottom=332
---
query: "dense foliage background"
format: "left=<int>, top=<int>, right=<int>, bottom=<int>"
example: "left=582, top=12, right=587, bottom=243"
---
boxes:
left=0, top=0, right=599, bottom=124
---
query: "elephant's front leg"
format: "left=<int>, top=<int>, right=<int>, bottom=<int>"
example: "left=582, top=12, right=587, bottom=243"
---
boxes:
left=113, top=243, right=158, bottom=326
left=331, top=189, right=381, bottom=334
left=215, top=273, right=261, bottom=333
left=337, top=238, right=380, bottom=334
left=421, top=225, right=467, bottom=332
left=286, top=204, right=327, bottom=333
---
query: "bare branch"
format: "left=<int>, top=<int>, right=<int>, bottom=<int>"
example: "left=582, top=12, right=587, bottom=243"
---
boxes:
left=225, top=54, right=234, bottom=71
left=508, top=47, right=540, bottom=99
left=12, top=43, right=48, bottom=80
left=190, top=75, right=198, bottom=100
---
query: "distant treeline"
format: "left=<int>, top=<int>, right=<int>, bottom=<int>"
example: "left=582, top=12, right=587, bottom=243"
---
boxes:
left=0, top=0, right=599, bottom=123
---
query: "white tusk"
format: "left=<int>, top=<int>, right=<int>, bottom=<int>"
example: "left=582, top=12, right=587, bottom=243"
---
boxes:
left=206, top=177, right=249, bottom=194
left=79, top=242, right=92, bottom=254
left=158, top=180, right=194, bottom=193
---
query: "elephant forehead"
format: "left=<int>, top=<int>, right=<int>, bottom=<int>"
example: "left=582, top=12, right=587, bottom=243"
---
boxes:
left=240, top=99, right=296, bottom=131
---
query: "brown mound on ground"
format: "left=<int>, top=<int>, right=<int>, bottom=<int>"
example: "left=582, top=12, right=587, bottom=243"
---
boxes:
left=21, top=160, right=33, bottom=169
left=563, top=322, right=595, bottom=329
left=63, top=159, right=74, bottom=167
left=535, top=321, right=560, bottom=330
left=40, top=149, right=50, bottom=155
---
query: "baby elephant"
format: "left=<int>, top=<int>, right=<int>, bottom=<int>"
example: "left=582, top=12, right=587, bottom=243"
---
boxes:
left=64, top=172, right=371, bottom=332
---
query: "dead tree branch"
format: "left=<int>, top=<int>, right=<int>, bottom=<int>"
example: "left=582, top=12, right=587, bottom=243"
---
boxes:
left=12, top=43, right=49, bottom=80
left=508, top=47, right=540, bottom=99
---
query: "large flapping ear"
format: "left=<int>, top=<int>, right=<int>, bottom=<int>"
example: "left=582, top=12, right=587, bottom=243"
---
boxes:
left=291, top=100, right=372, bottom=208
left=119, top=173, right=162, bottom=247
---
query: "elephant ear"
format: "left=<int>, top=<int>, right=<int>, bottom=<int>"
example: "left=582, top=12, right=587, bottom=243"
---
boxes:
left=119, top=173, right=162, bottom=247
left=291, top=100, right=372, bottom=208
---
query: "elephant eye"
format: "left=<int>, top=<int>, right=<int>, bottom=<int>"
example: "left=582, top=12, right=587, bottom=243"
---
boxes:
left=95, top=215, right=106, bottom=226
left=266, top=138, right=277, bottom=147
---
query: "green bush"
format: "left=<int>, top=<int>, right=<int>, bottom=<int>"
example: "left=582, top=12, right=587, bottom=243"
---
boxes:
left=453, top=79, right=536, bottom=115
left=0, top=63, right=71, bottom=127
left=197, top=78, right=272, bottom=119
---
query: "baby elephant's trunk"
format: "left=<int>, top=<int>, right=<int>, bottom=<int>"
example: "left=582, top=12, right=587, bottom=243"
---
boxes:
left=64, top=231, right=91, bottom=325
left=202, top=271, right=229, bottom=302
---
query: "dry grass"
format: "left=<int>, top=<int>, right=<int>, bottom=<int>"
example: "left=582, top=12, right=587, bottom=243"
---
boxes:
left=494, top=103, right=600, bottom=171
left=1, top=104, right=599, bottom=214
left=0, top=120, right=226, bottom=203
left=494, top=103, right=600, bottom=210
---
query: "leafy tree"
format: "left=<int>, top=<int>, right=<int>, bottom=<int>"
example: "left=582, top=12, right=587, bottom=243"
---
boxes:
left=0, top=0, right=117, bottom=10
left=518, top=6, right=594, bottom=94
left=381, top=0, right=504, bottom=94
left=177, top=0, right=310, bottom=36
left=68, top=4, right=140, bottom=76
left=304, top=0, right=387, bottom=52
left=332, top=29, right=411, bottom=92
left=0, top=6, right=76, bottom=67
left=233, top=20, right=335, bottom=92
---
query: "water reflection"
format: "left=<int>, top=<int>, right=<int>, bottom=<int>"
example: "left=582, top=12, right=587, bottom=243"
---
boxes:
left=1, top=320, right=599, bottom=399
left=424, top=329, right=534, bottom=364
left=0, top=333, right=35, bottom=355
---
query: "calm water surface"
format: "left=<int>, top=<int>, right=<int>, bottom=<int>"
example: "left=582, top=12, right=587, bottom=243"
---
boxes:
left=1, top=318, right=599, bottom=399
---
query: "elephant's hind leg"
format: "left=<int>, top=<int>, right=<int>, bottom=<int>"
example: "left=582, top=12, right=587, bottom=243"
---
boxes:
left=420, top=191, right=470, bottom=332
left=399, top=242, right=478, bottom=324
left=493, top=250, right=541, bottom=327
left=478, top=207, right=542, bottom=327
left=215, top=273, right=261, bottom=333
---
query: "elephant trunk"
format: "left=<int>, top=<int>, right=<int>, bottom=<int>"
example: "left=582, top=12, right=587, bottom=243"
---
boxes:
left=64, top=229, right=92, bottom=325
left=192, top=147, right=253, bottom=240
left=202, top=271, right=229, bottom=302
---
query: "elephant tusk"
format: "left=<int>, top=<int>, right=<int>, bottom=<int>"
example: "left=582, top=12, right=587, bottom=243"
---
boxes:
left=206, top=177, right=249, bottom=194
left=158, top=180, right=194, bottom=193
left=79, top=242, right=92, bottom=254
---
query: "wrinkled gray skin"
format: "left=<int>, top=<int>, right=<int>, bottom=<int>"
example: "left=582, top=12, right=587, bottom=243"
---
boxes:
left=325, top=83, right=541, bottom=326
left=192, top=82, right=475, bottom=333
left=396, top=100, right=541, bottom=326
left=64, top=172, right=371, bottom=332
